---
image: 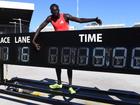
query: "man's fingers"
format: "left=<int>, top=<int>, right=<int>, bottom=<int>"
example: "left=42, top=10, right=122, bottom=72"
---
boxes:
left=36, top=44, right=41, bottom=51
left=97, top=19, right=102, bottom=25
left=95, top=17, right=102, bottom=25
left=36, top=47, right=40, bottom=51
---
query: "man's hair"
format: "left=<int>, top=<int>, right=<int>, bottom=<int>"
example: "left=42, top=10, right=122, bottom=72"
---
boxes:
left=50, top=4, right=59, bottom=10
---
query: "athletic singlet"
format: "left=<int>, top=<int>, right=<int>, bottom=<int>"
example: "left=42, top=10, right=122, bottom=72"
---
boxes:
left=51, top=13, right=69, bottom=31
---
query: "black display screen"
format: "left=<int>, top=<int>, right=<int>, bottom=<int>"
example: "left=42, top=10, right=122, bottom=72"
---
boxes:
left=0, top=27, right=140, bottom=74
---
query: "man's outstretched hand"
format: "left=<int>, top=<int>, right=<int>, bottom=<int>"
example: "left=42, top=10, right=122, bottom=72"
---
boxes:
left=95, top=17, right=102, bottom=25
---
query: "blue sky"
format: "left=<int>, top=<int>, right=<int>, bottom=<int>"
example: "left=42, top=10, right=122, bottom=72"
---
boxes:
left=8, top=0, right=140, bottom=32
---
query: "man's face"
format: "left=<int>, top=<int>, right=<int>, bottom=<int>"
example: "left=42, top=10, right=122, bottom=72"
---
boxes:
left=51, top=6, right=59, bottom=17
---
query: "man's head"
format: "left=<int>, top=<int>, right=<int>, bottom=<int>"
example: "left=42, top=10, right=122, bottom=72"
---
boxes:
left=50, top=4, right=60, bottom=17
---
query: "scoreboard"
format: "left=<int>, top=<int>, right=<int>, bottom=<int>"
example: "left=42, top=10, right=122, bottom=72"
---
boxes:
left=0, top=27, right=140, bottom=75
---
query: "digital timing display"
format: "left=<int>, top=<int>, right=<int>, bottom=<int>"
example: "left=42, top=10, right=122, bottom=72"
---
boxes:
left=0, top=27, right=140, bottom=74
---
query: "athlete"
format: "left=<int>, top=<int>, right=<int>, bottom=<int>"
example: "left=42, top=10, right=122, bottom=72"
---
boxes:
left=32, top=4, right=102, bottom=94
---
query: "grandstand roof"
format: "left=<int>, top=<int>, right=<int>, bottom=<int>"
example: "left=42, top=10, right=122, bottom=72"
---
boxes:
left=0, top=1, right=34, bottom=25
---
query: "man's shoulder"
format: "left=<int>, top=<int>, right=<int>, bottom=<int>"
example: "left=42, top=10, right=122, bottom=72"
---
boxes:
left=46, top=15, right=52, bottom=21
left=47, top=15, right=52, bottom=19
left=63, top=13, right=71, bottom=16
left=63, top=13, right=72, bottom=18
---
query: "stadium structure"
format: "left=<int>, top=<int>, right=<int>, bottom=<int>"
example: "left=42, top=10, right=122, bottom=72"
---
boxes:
left=0, top=1, right=34, bottom=34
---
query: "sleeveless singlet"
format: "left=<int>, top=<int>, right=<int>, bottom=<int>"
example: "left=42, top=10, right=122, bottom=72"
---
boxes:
left=51, top=13, right=69, bottom=31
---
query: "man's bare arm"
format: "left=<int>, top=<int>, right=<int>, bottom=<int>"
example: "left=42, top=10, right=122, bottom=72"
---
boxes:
left=32, top=16, right=51, bottom=45
left=65, top=14, right=102, bottom=25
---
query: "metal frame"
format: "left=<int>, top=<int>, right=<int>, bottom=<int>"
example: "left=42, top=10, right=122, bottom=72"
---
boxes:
left=0, top=61, right=140, bottom=104
left=0, top=89, right=82, bottom=105
left=0, top=62, right=3, bottom=84
left=0, top=77, right=139, bottom=105
left=0, top=28, right=140, bottom=104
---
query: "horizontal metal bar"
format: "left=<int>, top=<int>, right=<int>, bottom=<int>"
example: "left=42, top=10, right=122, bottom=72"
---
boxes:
left=8, top=77, right=140, bottom=99
left=0, top=89, right=83, bottom=105
left=2, top=82, right=139, bottom=105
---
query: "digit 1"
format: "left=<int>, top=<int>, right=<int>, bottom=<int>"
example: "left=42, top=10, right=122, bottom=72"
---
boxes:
left=0, top=47, right=9, bottom=61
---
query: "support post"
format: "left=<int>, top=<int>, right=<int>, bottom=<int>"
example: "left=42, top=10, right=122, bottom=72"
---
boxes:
left=0, top=60, right=4, bottom=84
